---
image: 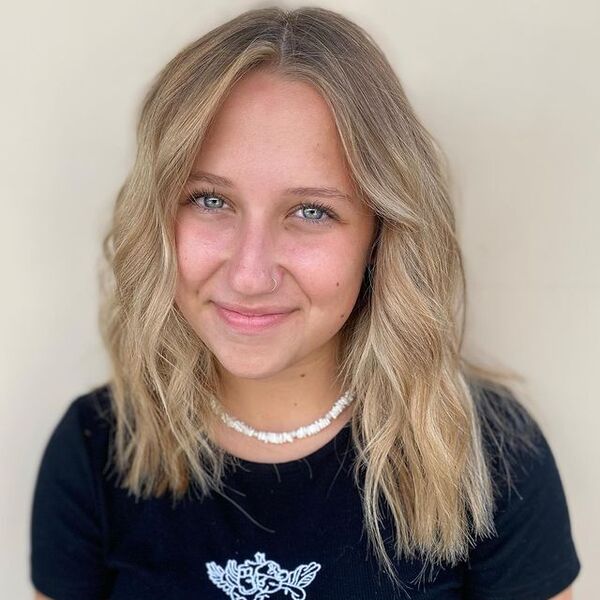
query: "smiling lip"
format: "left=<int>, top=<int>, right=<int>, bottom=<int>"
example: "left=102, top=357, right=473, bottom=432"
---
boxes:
left=215, top=302, right=294, bottom=316
left=214, top=303, right=295, bottom=334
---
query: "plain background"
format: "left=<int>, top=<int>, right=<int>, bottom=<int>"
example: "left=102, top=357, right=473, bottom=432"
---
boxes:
left=2, top=0, right=597, bottom=597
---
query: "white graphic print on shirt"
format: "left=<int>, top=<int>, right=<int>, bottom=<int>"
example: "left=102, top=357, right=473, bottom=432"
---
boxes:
left=206, top=551, right=321, bottom=599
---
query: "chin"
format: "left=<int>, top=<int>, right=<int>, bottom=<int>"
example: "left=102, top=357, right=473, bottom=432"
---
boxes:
left=215, top=356, right=290, bottom=381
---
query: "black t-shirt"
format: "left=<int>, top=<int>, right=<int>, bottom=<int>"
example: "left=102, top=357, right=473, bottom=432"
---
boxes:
left=30, top=385, right=581, bottom=599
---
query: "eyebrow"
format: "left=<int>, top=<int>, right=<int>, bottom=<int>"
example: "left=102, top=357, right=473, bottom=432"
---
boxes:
left=187, top=170, right=354, bottom=204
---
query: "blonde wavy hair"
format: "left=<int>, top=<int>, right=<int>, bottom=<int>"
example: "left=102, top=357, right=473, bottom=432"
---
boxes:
left=98, top=5, right=541, bottom=591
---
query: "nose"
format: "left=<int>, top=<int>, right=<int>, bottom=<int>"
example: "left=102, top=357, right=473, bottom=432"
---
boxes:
left=225, top=219, right=280, bottom=295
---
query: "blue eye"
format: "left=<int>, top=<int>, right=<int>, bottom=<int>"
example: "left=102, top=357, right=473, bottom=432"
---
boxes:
left=185, top=188, right=338, bottom=226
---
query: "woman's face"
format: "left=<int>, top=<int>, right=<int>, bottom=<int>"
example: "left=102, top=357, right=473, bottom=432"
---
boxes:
left=174, top=69, right=377, bottom=381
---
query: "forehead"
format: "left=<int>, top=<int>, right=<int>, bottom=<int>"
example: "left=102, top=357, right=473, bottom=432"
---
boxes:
left=191, top=70, right=353, bottom=191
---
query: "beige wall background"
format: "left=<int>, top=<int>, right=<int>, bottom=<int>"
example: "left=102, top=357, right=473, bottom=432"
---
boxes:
left=2, top=0, right=597, bottom=597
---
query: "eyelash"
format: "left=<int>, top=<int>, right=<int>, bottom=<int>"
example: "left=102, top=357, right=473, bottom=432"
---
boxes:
left=184, top=188, right=338, bottom=226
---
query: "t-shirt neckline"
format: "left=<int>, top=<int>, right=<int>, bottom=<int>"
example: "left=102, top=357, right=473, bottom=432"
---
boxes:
left=224, top=421, right=353, bottom=476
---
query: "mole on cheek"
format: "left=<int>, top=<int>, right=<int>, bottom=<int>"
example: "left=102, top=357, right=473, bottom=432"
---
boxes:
left=336, top=282, right=339, bottom=287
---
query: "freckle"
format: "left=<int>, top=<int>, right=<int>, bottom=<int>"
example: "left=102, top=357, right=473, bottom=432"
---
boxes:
left=340, top=313, right=345, bottom=319
left=336, top=282, right=340, bottom=287
left=300, top=373, right=306, bottom=378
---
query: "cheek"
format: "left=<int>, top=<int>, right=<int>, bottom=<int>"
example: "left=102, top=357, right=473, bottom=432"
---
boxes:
left=306, top=275, right=363, bottom=344
left=302, top=246, right=366, bottom=320
left=174, top=215, right=222, bottom=287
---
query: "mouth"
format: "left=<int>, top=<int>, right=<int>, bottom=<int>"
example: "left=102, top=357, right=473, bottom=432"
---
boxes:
left=213, top=303, right=295, bottom=334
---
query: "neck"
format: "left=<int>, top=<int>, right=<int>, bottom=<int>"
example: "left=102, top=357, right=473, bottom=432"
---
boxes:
left=208, top=399, right=354, bottom=464
left=215, top=360, right=344, bottom=432
left=217, top=336, right=346, bottom=431
left=208, top=340, right=352, bottom=462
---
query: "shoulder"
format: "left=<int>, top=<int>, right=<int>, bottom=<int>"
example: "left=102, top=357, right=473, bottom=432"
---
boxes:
left=470, top=382, right=547, bottom=500
left=31, top=384, right=116, bottom=599
left=474, top=382, right=571, bottom=522
left=38, top=384, right=115, bottom=487
left=66, top=383, right=114, bottom=429
left=463, top=382, right=581, bottom=598
left=32, top=383, right=116, bottom=528
left=57, top=383, right=115, bottom=447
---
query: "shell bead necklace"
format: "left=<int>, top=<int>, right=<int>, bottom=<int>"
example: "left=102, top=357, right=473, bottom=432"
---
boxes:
left=208, top=390, right=355, bottom=444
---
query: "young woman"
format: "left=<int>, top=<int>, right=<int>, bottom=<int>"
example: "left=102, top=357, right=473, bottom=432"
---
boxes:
left=30, top=7, right=581, bottom=600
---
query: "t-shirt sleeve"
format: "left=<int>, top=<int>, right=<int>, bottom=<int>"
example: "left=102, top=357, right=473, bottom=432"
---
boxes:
left=464, top=410, right=581, bottom=599
left=30, top=395, right=113, bottom=600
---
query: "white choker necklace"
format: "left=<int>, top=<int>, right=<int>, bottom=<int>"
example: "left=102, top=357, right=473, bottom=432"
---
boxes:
left=209, top=391, right=355, bottom=445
